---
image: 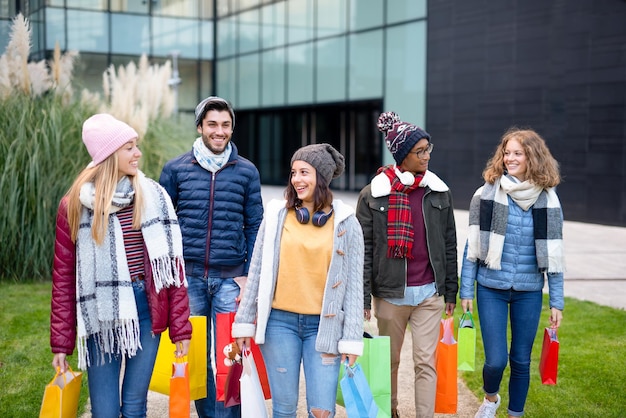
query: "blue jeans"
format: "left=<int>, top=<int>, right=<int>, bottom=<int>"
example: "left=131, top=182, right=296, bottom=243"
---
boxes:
left=86, top=281, right=161, bottom=418
left=187, top=276, right=240, bottom=418
left=260, top=309, right=341, bottom=418
left=476, top=283, right=543, bottom=417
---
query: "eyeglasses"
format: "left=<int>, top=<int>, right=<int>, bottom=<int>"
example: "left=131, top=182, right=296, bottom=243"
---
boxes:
left=408, top=142, right=434, bottom=158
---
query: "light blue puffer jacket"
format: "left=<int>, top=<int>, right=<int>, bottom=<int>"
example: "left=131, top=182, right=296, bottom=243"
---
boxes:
left=460, top=196, right=564, bottom=310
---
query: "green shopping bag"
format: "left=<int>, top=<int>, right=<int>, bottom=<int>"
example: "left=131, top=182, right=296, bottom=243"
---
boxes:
left=337, top=333, right=391, bottom=418
left=457, top=311, right=476, bottom=371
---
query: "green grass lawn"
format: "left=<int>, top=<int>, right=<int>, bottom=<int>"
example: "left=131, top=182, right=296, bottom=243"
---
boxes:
left=1, top=282, right=625, bottom=417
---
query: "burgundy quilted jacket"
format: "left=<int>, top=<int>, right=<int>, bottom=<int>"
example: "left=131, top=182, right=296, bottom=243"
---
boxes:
left=50, top=197, right=192, bottom=355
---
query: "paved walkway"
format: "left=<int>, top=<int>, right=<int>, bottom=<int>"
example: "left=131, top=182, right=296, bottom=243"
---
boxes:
left=81, top=185, right=626, bottom=417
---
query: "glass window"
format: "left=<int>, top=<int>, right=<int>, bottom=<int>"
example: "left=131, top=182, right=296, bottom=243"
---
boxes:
left=153, top=0, right=199, bottom=17
left=239, top=0, right=261, bottom=11
left=287, top=43, right=313, bottom=104
left=384, top=22, right=427, bottom=125
left=287, top=0, right=313, bottom=44
left=386, top=0, right=426, bottom=25
left=217, top=15, right=236, bottom=58
left=316, top=0, right=346, bottom=38
left=67, top=0, right=106, bottom=10
left=348, top=30, right=382, bottom=100
left=45, top=7, right=65, bottom=50
left=67, top=9, right=108, bottom=53
left=349, top=0, right=382, bottom=31
left=200, top=20, right=214, bottom=59
left=216, top=0, right=231, bottom=17
left=111, top=14, right=150, bottom=55
left=111, top=0, right=149, bottom=13
left=261, top=48, right=285, bottom=107
left=316, top=37, right=346, bottom=103
left=199, top=60, right=213, bottom=104
left=1, top=0, right=17, bottom=17
left=72, top=53, right=109, bottom=95
left=172, top=57, right=201, bottom=111
left=238, top=53, right=260, bottom=108
left=261, top=1, right=285, bottom=49
left=200, top=0, right=214, bottom=19
left=216, top=58, right=237, bottom=104
left=239, top=8, right=260, bottom=54
left=0, top=21, right=11, bottom=49
left=152, top=17, right=199, bottom=59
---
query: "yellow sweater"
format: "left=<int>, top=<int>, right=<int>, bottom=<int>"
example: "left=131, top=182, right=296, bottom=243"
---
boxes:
left=272, top=209, right=333, bottom=314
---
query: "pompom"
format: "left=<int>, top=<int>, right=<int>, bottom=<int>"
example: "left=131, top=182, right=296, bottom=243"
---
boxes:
left=377, top=111, right=400, bottom=134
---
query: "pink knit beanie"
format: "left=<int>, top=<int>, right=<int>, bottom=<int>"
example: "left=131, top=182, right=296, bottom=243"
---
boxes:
left=82, top=114, right=139, bottom=166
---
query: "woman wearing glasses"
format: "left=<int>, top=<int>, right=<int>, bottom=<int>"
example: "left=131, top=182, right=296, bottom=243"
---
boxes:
left=356, top=111, right=458, bottom=418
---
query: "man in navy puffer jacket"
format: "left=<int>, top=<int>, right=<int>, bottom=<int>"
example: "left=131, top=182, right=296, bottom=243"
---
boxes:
left=160, top=96, right=263, bottom=418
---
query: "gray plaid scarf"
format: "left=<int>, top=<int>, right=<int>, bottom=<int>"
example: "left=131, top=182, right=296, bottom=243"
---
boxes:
left=467, top=174, right=565, bottom=273
left=75, top=171, right=185, bottom=369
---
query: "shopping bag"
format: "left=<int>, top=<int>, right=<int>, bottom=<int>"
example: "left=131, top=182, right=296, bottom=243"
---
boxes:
left=39, top=366, right=82, bottom=418
left=457, top=311, right=476, bottom=371
left=337, top=333, right=391, bottom=418
left=215, top=312, right=271, bottom=401
left=169, top=355, right=190, bottom=418
left=240, top=347, right=269, bottom=418
left=340, top=361, right=379, bottom=418
left=435, top=317, right=458, bottom=414
left=539, top=327, right=559, bottom=385
left=224, top=360, right=243, bottom=407
left=150, top=315, right=207, bottom=400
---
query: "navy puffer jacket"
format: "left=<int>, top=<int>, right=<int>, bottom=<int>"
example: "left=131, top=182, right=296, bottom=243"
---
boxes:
left=159, top=142, right=263, bottom=276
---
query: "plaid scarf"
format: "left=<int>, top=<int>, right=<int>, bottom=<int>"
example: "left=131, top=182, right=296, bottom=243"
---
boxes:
left=467, top=174, right=565, bottom=272
left=382, top=166, right=423, bottom=259
left=75, top=172, right=186, bottom=369
left=193, top=137, right=232, bottom=173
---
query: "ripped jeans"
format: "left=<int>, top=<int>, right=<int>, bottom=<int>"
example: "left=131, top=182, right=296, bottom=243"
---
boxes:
left=260, top=309, right=340, bottom=418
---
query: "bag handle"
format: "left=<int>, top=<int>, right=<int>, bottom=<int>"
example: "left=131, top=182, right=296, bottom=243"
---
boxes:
left=459, top=311, right=475, bottom=329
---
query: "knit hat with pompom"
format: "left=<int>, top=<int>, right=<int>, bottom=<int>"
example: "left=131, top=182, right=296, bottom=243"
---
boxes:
left=377, top=111, right=430, bottom=164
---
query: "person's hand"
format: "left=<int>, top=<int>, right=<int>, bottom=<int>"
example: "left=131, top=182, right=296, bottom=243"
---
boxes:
left=445, top=302, right=456, bottom=317
left=461, top=299, right=473, bottom=314
left=364, top=309, right=371, bottom=321
left=341, top=353, right=359, bottom=367
left=233, top=276, right=248, bottom=303
left=235, top=337, right=251, bottom=353
left=52, top=353, right=68, bottom=373
left=549, top=308, right=563, bottom=328
left=175, top=340, right=191, bottom=358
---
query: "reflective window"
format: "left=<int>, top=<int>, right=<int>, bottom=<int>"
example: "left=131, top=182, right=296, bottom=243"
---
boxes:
left=111, top=0, right=149, bottom=13
left=152, top=16, right=199, bottom=58
left=67, top=9, right=108, bottom=53
left=173, top=57, right=201, bottom=111
left=287, top=0, right=313, bottom=44
left=261, top=1, right=285, bottom=49
left=153, top=0, right=199, bottom=17
left=200, top=20, right=214, bottom=59
left=111, top=14, right=150, bottom=55
left=386, top=0, right=426, bottom=24
left=239, top=8, right=260, bottom=54
left=316, top=0, right=346, bottom=38
left=385, top=22, right=427, bottom=125
left=71, top=53, right=109, bottom=94
left=200, top=0, right=214, bottom=19
left=45, top=7, right=65, bottom=50
left=216, top=0, right=231, bottom=17
left=261, top=48, right=285, bottom=107
left=349, top=30, right=382, bottom=100
left=217, top=15, right=236, bottom=57
left=287, top=43, right=313, bottom=104
left=349, top=0, right=382, bottom=31
left=199, top=60, right=213, bottom=103
left=238, top=53, right=260, bottom=108
left=67, top=0, right=106, bottom=10
left=0, top=0, right=18, bottom=17
left=316, top=37, right=346, bottom=102
left=216, top=58, right=237, bottom=103
left=239, top=0, right=261, bottom=11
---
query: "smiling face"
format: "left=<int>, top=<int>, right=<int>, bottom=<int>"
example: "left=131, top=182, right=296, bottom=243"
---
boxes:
left=399, top=138, right=431, bottom=174
left=197, top=109, right=233, bottom=154
left=290, top=160, right=317, bottom=207
left=504, top=138, right=528, bottom=181
left=116, top=138, right=141, bottom=179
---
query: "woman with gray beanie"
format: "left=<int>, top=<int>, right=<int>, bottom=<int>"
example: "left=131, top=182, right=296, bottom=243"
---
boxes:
left=233, top=143, right=365, bottom=417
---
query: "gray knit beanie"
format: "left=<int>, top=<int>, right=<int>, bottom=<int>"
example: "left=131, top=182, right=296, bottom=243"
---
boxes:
left=194, top=96, right=236, bottom=128
left=291, top=143, right=345, bottom=186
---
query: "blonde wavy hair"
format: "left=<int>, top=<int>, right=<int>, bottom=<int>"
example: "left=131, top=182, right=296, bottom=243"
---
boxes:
left=483, top=128, right=561, bottom=188
left=65, top=153, right=144, bottom=245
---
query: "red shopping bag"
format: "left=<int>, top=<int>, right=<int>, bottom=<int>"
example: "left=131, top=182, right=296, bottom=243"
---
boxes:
left=435, top=317, right=458, bottom=414
left=224, top=360, right=243, bottom=407
left=539, top=327, right=559, bottom=385
left=215, top=312, right=271, bottom=401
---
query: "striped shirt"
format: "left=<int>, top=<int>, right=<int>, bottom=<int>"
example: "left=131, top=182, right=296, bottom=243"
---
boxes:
left=117, top=205, right=144, bottom=278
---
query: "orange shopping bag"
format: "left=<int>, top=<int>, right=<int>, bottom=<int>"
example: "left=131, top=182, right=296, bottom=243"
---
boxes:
left=435, top=316, right=458, bottom=414
left=169, top=353, right=190, bottom=418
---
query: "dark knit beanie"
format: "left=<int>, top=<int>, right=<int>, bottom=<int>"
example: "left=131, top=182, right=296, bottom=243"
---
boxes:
left=377, top=111, right=431, bottom=164
left=291, top=143, right=345, bottom=186
left=195, top=96, right=236, bottom=128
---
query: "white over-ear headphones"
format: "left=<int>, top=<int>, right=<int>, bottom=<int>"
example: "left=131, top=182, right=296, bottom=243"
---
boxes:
left=394, top=166, right=415, bottom=185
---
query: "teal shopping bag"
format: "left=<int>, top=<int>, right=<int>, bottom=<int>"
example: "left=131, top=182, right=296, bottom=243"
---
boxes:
left=340, top=362, right=379, bottom=418
left=457, top=311, right=476, bottom=371
left=337, top=334, right=391, bottom=418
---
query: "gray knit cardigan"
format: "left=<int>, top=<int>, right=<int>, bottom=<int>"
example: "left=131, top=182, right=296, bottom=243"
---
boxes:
left=232, top=198, right=365, bottom=356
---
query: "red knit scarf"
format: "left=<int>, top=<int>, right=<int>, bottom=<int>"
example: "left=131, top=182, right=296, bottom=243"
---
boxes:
left=381, top=166, right=424, bottom=259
